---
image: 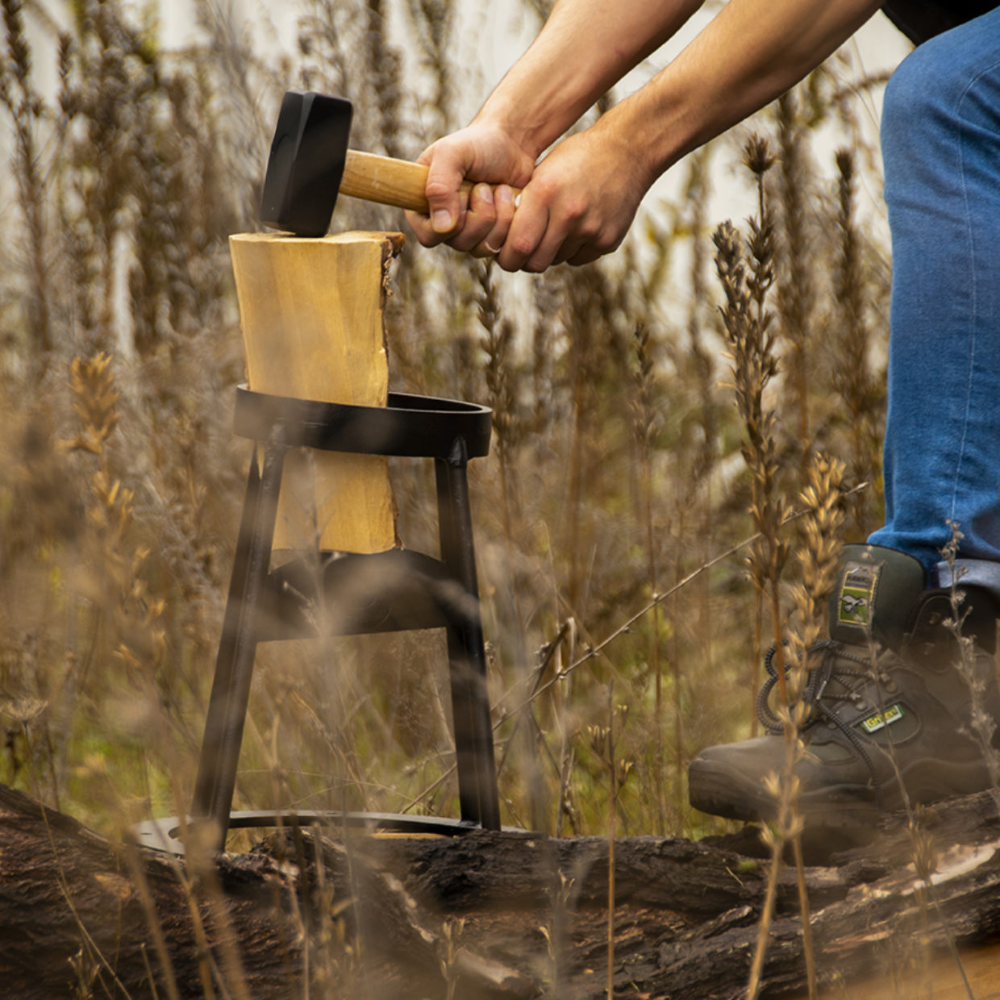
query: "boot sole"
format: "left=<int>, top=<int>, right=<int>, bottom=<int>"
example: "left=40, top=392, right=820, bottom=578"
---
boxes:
left=689, top=754, right=995, bottom=828
left=689, top=757, right=879, bottom=828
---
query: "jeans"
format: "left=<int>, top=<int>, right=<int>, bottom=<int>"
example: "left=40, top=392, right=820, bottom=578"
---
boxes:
left=867, top=9, right=1000, bottom=570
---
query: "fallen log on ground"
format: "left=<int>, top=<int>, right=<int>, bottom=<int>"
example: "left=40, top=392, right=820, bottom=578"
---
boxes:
left=2, top=781, right=1000, bottom=998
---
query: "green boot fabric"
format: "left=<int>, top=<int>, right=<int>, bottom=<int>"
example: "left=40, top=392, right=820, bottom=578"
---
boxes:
left=688, top=544, right=1000, bottom=828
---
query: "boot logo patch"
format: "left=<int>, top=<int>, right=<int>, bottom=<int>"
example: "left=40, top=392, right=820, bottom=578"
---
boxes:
left=860, top=703, right=904, bottom=734
left=838, top=561, right=880, bottom=631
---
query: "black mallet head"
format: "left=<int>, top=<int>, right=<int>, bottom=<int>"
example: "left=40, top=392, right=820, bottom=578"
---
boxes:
left=260, top=90, right=353, bottom=237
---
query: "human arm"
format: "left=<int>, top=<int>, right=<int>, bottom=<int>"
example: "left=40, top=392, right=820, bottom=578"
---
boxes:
left=408, top=0, right=703, bottom=246
left=409, top=0, right=885, bottom=271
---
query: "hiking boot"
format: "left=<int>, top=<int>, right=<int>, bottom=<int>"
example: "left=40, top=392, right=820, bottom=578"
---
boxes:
left=688, top=544, right=1000, bottom=828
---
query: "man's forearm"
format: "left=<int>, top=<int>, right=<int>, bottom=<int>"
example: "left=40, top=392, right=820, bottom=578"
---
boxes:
left=475, top=0, right=706, bottom=159
left=597, top=0, right=884, bottom=184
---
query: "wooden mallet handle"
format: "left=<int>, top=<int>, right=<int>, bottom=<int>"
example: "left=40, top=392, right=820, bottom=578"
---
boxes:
left=341, top=151, right=520, bottom=215
left=260, top=91, right=523, bottom=234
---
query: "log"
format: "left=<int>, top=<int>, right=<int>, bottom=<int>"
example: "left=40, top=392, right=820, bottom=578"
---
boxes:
left=3, top=781, right=1000, bottom=999
left=229, top=231, right=404, bottom=555
left=0, top=783, right=302, bottom=999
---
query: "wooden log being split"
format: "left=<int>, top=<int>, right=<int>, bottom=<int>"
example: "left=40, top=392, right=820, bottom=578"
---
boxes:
left=4, top=781, right=1000, bottom=999
left=228, top=231, right=404, bottom=555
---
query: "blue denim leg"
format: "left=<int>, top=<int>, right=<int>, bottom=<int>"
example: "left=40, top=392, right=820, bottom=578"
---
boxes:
left=867, top=10, right=1000, bottom=569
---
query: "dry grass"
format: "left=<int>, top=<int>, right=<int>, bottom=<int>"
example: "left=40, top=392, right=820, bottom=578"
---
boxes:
left=0, top=0, right=893, bottom=838
left=0, top=0, right=901, bottom=994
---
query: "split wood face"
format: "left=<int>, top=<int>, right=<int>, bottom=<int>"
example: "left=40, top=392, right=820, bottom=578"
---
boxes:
left=260, top=90, right=353, bottom=237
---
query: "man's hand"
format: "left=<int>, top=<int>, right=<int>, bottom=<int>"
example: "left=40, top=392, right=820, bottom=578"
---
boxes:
left=493, top=123, right=651, bottom=272
left=405, top=123, right=535, bottom=258
left=407, top=118, right=651, bottom=273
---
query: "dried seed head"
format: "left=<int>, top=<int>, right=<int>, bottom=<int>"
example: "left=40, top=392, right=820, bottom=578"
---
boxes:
left=742, top=135, right=775, bottom=178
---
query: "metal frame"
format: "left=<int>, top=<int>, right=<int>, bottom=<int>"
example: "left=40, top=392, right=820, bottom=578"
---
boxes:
left=176, top=386, right=500, bottom=853
left=131, top=810, right=480, bottom=856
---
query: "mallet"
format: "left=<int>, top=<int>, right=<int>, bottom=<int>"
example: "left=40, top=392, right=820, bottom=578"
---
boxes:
left=261, top=90, right=487, bottom=237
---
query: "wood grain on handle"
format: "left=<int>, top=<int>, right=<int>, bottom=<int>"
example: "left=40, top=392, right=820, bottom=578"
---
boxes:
left=341, top=150, right=521, bottom=214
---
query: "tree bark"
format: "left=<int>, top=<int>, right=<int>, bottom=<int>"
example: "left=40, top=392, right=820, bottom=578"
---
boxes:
left=3, top=781, right=1000, bottom=999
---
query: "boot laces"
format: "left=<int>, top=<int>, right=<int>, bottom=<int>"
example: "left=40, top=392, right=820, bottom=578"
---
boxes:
left=756, top=639, right=890, bottom=799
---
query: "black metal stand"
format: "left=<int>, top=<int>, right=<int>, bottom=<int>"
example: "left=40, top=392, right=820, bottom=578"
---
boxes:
left=140, top=386, right=501, bottom=854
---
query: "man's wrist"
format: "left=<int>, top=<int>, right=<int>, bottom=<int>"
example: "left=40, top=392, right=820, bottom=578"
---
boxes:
left=472, top=98, right=550, bottom=162
left=590, top=90, right=687, bottom=194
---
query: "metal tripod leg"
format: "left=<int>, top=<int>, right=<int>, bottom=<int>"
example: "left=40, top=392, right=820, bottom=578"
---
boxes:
left=436, top=440, right=501, bottom=830
left=191, top=431, right=286, bottom=850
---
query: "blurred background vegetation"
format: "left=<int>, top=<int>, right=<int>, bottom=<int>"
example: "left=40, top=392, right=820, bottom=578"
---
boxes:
left=0, top=0, right=899, bottom=843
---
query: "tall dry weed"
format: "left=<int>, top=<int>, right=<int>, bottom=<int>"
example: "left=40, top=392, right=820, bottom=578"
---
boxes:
left=832, top=147, right=885, bottom=538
